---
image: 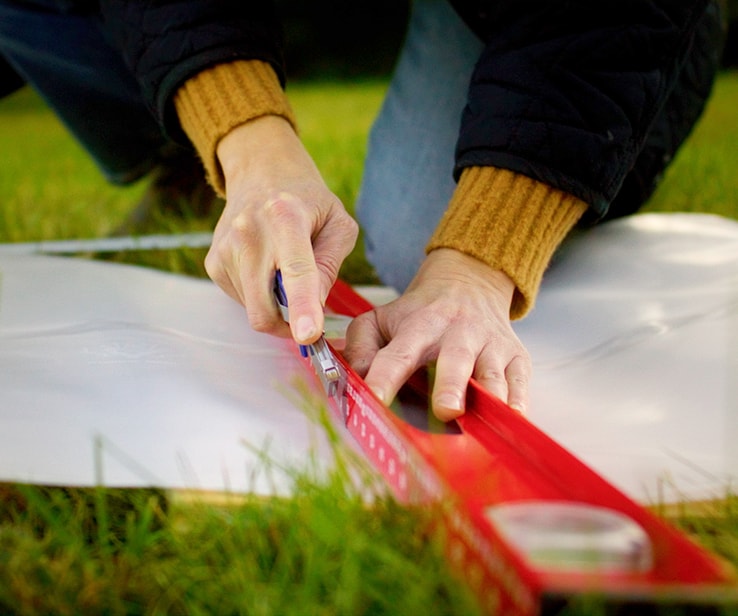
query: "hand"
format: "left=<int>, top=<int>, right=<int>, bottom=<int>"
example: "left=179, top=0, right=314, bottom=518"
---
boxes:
left=342, top=248, right=531, bottom=421
left=205, top=116, right=358, bottom=344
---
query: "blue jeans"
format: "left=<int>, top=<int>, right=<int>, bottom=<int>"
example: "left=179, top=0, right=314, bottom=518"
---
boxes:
left=357, top=0, right=483, bottom=292
left=0, top=0, right=168, bottom=184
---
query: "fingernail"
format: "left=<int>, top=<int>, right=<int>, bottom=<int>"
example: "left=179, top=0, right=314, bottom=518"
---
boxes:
left=436, top=394, right=462, bottom=412
left=370, top=386, right=386, bottom=404
left=295, top=315, right=317, bottom=343
left=509, top=402, right=526, bottom=414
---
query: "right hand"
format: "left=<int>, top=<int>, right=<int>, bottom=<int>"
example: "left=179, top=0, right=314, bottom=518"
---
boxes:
left=205, top=115, right=358, bottom=345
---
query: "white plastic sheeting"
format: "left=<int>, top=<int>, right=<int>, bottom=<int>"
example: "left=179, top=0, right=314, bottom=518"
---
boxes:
left=0, top=254, right=330, bottom=494
left=0, top=213, right=735, bottom=503
left=517, top=213, right=738, bottom=504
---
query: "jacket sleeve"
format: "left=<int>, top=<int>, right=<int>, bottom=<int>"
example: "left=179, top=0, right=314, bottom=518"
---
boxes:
left=451, top=0, right=712, bottom=218
left=99, top=0, right=286, bottom=142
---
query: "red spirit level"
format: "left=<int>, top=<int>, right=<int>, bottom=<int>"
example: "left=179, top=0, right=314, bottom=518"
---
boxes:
left=281, top=276, right=738, bottom=615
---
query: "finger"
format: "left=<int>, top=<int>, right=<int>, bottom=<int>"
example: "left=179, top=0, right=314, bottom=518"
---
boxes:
left=204, top=223, right=247, bottom=306
left=431, top=342, right=477, bottom=422
left=343, top=311, right=386, bottom=378
left=265, top=194, right=324, bottom=344
left=473, top=346, right=510, bottom=407
left=204, top=245, right=242, bottom=305
left=362, top=331, right=433, bottom=407
left=505, top=354, right=532, bottom=414
left=210, top=210, right=288, bottom=337
left=312, top=213, right=359, bottom=303
left=279, top=261, right=323, bottom=344
left=205, top=201, right=266, bottom=316
left=242, top=261, right=291, bottom=338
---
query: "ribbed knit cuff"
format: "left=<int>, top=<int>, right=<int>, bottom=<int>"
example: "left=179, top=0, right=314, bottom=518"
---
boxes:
left=174, top=60, right=297, bottom=195
left=426, top=167, right=588, bottom=319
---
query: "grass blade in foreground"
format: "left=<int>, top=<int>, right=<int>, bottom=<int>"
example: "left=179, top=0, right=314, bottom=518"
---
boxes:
left=292, top=279, right=738, bottom=616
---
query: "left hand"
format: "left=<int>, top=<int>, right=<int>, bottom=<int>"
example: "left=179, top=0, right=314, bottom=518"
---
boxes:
left=342, top=248, right=531, bottom=421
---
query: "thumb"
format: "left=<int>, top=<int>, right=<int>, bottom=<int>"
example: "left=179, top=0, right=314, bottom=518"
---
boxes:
left=278, top=265, right=325, bottom=345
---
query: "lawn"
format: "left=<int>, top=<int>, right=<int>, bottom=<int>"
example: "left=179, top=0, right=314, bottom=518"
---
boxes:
left=644, top=72, right=738, bottom=220
left=2, top=73, right=738, bottom=272
left=1, top=72, right=737, bottom=614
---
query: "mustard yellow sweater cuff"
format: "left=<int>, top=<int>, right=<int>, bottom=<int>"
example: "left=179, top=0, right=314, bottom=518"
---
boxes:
left=174, top=60, right=297, bottom=196
left=426, top=167, right=588, bottom=320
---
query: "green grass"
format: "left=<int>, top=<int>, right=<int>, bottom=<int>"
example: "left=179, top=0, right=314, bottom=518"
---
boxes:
left=644, top=73, right=738, bottom=219
left=0, top=79, right=387, bottom=281
left=0, top=435, right=481, bottom=615
left=2, top=72, right=738, bottom=272
left=1, top=73, right=738, bottom=614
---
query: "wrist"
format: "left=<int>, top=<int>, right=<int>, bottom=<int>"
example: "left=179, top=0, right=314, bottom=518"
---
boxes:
left=217, top=115, right=305, bottom=183
left=427, top=167, right=587, bottom=319
left=420, top=248, right=516, bottom=310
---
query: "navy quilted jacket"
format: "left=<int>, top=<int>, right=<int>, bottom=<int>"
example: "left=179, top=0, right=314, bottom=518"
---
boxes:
left=2, top=0, right=725, bottom=220
left=448, top=0, right=723, bottom=218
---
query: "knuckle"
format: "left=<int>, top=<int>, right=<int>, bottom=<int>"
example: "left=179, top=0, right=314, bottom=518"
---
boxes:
left=246, top=310, right=279, bottom=334
left=337, top=213, right=359, bottom=242
left=345, top=310, right=372, bottom=333
left=203, top=250, right=219, bottom=278
left=507, top=369, right=530, bottom=383
left=316, top=258, right=341, bottom=285
left=509, top=351, right=533, bottom=374
left=263, top=194, right=301, bottom=226
left=280, top=257, right=317, bottom=279
left=441, top=344, right=476, bottom=363
left=230, top=215, right=260, bottom=246
left=506, top=372, right=530, bottom=389
left=204, top=248, right=230, bottom=285
left=376, top=346, right=417, bottom=373
left=476, top=367, right=507, bottom=384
